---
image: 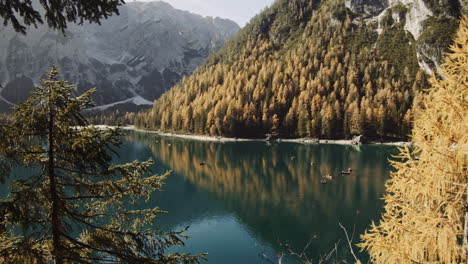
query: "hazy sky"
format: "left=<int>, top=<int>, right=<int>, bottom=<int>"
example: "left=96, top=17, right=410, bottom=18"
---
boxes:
left=139, top=0, right=275, bottom=27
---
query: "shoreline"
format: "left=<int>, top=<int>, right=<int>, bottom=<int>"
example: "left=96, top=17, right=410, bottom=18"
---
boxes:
left=91, top=125, right=411, bottom=147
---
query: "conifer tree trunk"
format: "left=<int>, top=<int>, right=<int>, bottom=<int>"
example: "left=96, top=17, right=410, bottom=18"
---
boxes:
left=48, top=88, right=63, bottom=264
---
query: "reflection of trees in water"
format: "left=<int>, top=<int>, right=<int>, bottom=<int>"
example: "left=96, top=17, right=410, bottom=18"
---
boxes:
left=129, top=132, right=395, bottom=257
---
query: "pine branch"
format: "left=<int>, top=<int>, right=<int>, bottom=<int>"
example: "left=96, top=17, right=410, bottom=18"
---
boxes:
left=60, top=232, right=145, bottom=263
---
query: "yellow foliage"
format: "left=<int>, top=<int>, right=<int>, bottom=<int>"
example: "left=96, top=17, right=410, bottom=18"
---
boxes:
left=359, top=15, right=468, bottom=263
left=135, top=0, right=434, bottom=139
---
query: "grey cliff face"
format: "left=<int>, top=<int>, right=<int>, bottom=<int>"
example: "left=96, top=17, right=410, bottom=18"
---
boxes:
left=344, top=0, right=461, bottom=75
left=0, top=1, right=240, bottom=110
left=345, top=0, right=389, bottom=16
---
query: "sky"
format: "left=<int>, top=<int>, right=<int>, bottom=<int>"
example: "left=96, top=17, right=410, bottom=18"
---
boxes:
left=139, top=0, right=276, bottom=27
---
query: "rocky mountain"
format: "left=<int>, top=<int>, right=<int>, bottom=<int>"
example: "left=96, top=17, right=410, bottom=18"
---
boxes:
left=345, top=0, right=462, bottom=73
left=0, top=1, right=239, bottom=112
left=136, top=0, right=462, bottom=139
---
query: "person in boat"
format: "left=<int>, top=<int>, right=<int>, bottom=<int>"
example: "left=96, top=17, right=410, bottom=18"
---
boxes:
left=340, top=168, right=352, bottom=174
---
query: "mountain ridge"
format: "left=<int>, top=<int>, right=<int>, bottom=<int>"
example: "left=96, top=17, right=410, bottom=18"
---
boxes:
left=0, top=1, right=240, bottom=112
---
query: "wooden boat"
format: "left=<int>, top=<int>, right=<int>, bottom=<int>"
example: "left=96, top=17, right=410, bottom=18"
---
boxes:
left=340, top=168, right=352, bottom=174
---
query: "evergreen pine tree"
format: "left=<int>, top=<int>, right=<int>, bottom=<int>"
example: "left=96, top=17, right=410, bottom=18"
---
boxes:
left=0, top=66, right=205, bottom=264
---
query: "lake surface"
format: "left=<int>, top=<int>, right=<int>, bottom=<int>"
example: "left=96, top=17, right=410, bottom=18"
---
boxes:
left=116, top=131, right=398, bottom=263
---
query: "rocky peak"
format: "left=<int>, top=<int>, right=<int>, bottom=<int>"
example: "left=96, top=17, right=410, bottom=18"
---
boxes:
left=344, top=0, right=461, bottom=75
left=0, top=1, right=240, bottom=111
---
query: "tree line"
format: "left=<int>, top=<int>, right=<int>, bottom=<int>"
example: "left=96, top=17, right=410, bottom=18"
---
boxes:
left=134, top=0, right=450, bottom=140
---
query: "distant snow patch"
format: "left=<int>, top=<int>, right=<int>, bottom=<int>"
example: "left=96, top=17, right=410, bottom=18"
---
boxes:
left=88, top=96, right=153, bottom=111
left=132, top=96, right=154, bottom=106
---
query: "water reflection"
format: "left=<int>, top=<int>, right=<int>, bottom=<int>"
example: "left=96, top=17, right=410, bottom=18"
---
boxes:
left=125, top=131, right=397, bottom=262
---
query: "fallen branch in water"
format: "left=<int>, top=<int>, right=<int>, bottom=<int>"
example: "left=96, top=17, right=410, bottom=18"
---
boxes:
left=339, top=222, right=360, bottom=263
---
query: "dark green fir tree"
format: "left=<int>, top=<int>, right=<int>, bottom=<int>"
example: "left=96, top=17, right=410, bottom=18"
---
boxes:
left=0, top=66, right=205, bottom=264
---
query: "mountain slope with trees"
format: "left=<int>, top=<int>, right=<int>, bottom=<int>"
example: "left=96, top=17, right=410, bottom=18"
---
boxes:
left=136, top=0, right=462, bottom=140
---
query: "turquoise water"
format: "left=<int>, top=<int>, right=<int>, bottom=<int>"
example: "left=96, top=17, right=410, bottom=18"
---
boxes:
left=0, top=130, right=397, bottom=263
left=117, top=131, right=398, bottom=263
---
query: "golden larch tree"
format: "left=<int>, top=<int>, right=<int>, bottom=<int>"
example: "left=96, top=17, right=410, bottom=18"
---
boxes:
left=359, top=15, right=468, bottom=263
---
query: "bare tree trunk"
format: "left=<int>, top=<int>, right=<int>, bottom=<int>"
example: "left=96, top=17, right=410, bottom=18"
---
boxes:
left=48, top=90, right=63, bottom=264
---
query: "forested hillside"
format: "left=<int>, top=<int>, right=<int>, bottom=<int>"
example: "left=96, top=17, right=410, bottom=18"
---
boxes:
left=135, top=0, right=461, bottom=139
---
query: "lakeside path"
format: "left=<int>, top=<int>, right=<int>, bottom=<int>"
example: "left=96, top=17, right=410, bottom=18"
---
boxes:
left=91, top=125, right=411, bottom=147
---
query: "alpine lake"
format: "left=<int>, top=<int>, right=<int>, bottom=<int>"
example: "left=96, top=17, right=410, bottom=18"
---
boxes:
left=2, top=130, right=400, bottom=263
left=120, top=131, right=398, bottom=263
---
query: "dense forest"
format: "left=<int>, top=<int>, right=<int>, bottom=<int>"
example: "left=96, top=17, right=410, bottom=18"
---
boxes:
left=134, top=0, right=460, bottom=140
left=85, top=109, right=139, bottom=126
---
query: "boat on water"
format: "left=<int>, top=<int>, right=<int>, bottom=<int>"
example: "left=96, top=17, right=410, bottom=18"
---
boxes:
left=340, top=168, right=352, bottom=174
